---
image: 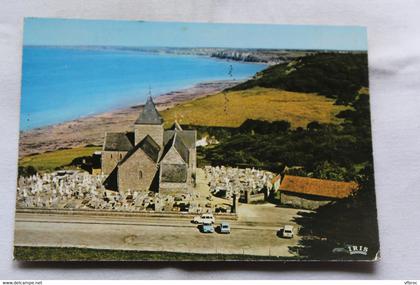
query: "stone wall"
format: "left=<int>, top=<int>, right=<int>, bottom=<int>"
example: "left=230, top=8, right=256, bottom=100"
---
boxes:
left=134, top=124, right=163, bottom=147
left=159, top=146, right=190, bottom=190
left=117, top=149, right=158, bottom=193
left=17, top=208, right=238, bottom=220
left=159, top=183, right=189, bottom=195
left=279, top=191, right=333, bottom=210
left=92, top=168, right=101, bottom=176
left=101, top=151, right=127, bottom=175
left=189, top=147, right=197, bottom=178
left=245, top=191, right=266, bottom=203
left=161, top=164, right=187, bottom=183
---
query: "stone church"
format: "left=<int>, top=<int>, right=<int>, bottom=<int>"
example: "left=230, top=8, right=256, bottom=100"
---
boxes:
left=101, top=97, right=196, bottom=195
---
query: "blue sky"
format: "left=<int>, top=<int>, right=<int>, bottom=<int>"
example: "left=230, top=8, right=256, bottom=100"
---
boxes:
left=24, top=18, right=367, bottom=51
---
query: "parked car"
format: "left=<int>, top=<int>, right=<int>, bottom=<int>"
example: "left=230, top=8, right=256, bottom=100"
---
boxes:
left=192, top=213, right=215, bottom=224
left=201, top=224, right=215, bottom=233
left=219, top=222, right=231, bottom=234
left=281, top=225, right=294, bottom=238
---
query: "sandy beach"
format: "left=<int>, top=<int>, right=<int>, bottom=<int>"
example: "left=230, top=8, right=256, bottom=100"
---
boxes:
left=18, top=80, right=242, bottom=158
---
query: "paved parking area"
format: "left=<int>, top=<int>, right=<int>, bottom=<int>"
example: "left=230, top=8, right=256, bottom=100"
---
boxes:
left=14, top=203, right=306, bottom=257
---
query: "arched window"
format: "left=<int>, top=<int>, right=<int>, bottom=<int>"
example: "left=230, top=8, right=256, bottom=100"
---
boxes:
left=119, top=153, right=122, bottom=159
left=139, top=170, right=143, bottom=179
left=110, top=153, right=113, bottom=159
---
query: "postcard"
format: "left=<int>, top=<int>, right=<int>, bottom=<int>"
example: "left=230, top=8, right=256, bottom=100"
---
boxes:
left=14, top=18, right=379, bottom=261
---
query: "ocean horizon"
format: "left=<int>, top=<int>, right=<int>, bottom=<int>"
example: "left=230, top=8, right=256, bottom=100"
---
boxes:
left=20, top=46, right=266, bottom=131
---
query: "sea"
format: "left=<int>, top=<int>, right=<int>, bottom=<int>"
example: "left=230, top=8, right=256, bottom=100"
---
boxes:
left=20, top=46, right=267, bottom=131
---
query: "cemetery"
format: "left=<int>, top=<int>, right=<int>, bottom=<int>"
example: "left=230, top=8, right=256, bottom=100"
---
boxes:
left=205, top=165, right=275, bottom=203
left=16, top=164, right=277, bottom=216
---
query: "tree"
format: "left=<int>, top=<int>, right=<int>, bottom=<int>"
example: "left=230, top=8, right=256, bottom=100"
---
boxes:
left=311, top=161, right=355, bottom=181
left=290, top=163, right=379, bottom=260
left=307, top=121, right=322, bottom=131
left=18, top=165, right=37, bottom=178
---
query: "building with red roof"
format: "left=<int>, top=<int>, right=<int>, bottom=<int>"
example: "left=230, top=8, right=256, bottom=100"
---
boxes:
left=279, top=175, right=359, bottom=210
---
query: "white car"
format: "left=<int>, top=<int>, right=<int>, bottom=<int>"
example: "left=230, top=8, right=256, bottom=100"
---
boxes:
left=281, top=225, right=294, bottom=238
left=219, top=222, right=231, bottom=234
left=193, top=213, right=215, bottom=224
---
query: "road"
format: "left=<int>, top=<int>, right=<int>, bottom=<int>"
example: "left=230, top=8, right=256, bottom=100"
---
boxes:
left=14, top=203, right=305, bottom=257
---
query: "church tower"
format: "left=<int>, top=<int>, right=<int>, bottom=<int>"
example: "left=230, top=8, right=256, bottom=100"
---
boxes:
left=134, top=96, right=164, bottom=148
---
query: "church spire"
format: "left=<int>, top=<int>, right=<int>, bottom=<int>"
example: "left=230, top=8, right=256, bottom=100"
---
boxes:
left=135, top=96, right=163, bottom=125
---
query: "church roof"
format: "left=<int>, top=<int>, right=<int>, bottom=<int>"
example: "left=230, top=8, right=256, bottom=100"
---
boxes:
left=163, top=130, right=196, bottom=149
left=169, top=121, right=183, bottom=131
left=103, top=132, right=134, bottom=151
left=135, top=97, right=163, bottom=125
left=173, top=134, right=189, bottom=163
left=160, top=133, right=189, bottom=163
left=119, top=135, right=161, bottom=164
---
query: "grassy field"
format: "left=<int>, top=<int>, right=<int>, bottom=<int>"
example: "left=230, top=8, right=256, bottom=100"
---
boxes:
left=14, top=246, right=297, bottom=261
left=19, top=146, right=101, bottom=171
left=18, top=88, right=348, bottom=170
left=161, top=87, right=348, bottom=128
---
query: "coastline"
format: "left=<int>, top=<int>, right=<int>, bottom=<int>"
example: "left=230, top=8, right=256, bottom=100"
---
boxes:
left=26, top=45, right=310, bottom=65
left=18, top=79, right=243, bottom=158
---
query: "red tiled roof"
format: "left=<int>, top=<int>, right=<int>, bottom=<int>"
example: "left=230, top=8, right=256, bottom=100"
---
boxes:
left=280, top=175, right=358, bottom=199
left=271, top=175, right=281, bottom=184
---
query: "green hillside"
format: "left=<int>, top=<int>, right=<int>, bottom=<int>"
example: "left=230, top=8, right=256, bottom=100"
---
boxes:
left=162, top=52, right=369, bottom=130
left=230, top=52, right=369, bottom=104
